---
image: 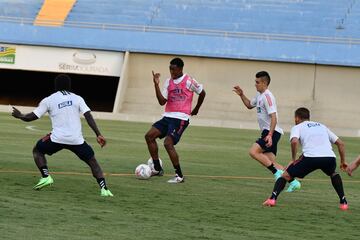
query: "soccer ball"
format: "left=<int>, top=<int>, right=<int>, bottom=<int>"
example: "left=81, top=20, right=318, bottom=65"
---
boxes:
left=147, top=158, right=163, bottom=174
left=135, top=164, right=152, bottom=180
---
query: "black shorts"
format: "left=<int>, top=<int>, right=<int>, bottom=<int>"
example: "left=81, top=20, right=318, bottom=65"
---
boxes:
left=35, top=134, right=95, bottom=162
left=286, top=155, right=336, bottom=178
left=153, top=117, right=189, bottom=145
left=256, top=129, right=281, bottom=155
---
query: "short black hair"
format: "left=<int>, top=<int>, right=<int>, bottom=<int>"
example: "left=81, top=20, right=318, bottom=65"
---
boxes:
left=295, top=107, right=310, bottom=120
left=54, top=74, right=71, bottom=91
left=170, top=57, right=184, bottom=68
left=256, top=71, right=271, bottom=85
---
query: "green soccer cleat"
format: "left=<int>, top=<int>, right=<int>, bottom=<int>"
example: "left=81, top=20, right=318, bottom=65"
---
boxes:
left=100, top=188, right=114, bottom=197
left=274, top=169, right=284, bottom=180
left=286, top=179, right=301, bottom=192
left=33, top=175, right=54, bottom=190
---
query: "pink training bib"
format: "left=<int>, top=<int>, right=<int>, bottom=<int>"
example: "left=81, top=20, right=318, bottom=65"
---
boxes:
left=165, top=74, right=194, bottom=115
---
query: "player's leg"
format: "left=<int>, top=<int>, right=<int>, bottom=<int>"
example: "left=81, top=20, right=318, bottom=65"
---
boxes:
left=322, top=157, right=348, bottom=210
left=264, top=152, right=284, bottom=170
left=250, top=130, right=283, bottom=178
left=263, top=157, right=310, bottom=207
left=145, top=119, right=167, bottom=174
left=249, top=143, right=283, bottom=180
left=164, top=118, right=189, bottom=183
left=32, top=134, right=61, bottom=190
left=70, top=142, right=113, bottom=197
left=263, top=171, right=292, bottom=206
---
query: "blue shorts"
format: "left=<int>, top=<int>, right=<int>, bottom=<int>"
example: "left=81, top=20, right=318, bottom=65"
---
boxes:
left=286, top=155, right=336, bottom=178
left=153, top=117, right=189, bottom=145
left=255, top=129, right=281, bottom=155
left=35, top=134, right=95, bottom=162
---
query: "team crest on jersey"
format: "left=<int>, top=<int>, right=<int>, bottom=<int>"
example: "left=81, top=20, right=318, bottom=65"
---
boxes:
left=58, top=101, right=73, bottom=109
left=307, top=122, right=320, bottom=128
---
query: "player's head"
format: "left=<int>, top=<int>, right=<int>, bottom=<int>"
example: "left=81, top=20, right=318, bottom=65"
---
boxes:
left=54, top=74, right=71, bottom=91
left=255, top=71, right=271, bottom=92
left=169, top=57, right=184, bottom=79
left=294, top=107, right=310, bottom=124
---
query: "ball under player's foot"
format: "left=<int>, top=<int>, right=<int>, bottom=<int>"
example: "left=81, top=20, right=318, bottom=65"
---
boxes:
left=100, top=187, right=114, bottom=197
left=286, top=179, right=301, bottom=192
left=262, top=198, right=276, bottom=207
left=33, top=175, right=54, bottom=190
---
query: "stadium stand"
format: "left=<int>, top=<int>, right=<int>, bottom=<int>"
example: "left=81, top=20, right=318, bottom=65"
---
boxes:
left=0, top=0, right=360, bottom=66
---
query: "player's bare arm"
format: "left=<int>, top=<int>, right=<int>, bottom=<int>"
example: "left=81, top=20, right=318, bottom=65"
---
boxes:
left=334, top=138, right=347, bottom=171
left=290, top=137, right=299, bottom=161
left=11, top=107, right=38, bottom=122
left=191, top=89, right=206, bottom=116
left=152, top=70, right=167, bottom=106
left=233, top=85, right=253, bottom=109
left=264, top=113, right=277, bottom=147
left=346, top=156, right=360, bottom=176
left=84, top=111, right=106, bottom=148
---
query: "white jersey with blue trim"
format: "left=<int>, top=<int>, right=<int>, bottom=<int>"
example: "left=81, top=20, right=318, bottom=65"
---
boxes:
left=33, top=91, right=90, bottom=145
left=290, top=121, right=338, bottom=157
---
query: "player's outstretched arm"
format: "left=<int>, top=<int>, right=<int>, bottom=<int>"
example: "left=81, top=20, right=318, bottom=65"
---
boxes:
left=233, top=86, right=253, bottom=109
left=191, top=89, right=206, bottom=116
left=347, top=155, right=360, bottom=176
left=11, top=107, right=38, bottom=122
left=334, top=139, right=347, bottom=172
left=152, top=71, right=167, bottom=106
left=84, top=111, right=106, bottom=148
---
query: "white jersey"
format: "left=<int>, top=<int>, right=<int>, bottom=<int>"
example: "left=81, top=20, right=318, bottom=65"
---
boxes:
left=250, top=89, right=283, bottom=134
left=33, top=91, right=91, bottom=145
left=161, top=73, right=203, bottom=120
left=290, top=121, right=338, bottom=157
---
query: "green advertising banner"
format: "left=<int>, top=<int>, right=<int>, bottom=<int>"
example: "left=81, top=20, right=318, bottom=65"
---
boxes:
left=0, top=46, right=16, bottom=64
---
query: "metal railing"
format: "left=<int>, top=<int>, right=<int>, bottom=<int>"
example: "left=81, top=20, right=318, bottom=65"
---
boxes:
left=1, top=15, right=360, bottom=45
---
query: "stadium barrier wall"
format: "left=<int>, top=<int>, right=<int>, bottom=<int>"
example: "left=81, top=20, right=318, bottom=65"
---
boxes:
left=112, top=53, right=360, bottom=137
left=1, top=50, right=359, bottom=137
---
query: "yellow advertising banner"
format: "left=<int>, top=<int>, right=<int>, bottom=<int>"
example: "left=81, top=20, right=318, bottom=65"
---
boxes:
left=0, top=46, right=16, bottom=64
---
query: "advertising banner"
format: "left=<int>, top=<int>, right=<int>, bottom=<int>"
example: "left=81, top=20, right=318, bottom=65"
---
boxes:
left=0, top=46, right=16, bottom=64
left=0, top=44, right=123, bottom=76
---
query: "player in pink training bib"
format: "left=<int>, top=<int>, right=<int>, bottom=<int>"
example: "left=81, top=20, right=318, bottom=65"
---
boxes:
left=145, top=58, right=206, bottom=183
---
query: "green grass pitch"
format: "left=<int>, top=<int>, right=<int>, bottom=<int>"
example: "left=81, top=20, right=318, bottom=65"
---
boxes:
left=0, top=112, right=359, bottom=239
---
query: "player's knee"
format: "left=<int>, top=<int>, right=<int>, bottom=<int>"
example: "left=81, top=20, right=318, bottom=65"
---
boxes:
left=331, top=172, right=339, bottom=178
left=32, top=146, right=42, bottom=157
left=144, top=132, right=154, bottom=142
left=249, top=148, right=257, bottom=158
left=282, top=171, right=292, bottom=181
left=163, top=139, right=174, bottom=150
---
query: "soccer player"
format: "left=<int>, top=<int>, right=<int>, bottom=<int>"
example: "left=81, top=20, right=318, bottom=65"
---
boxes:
left=233, top=71, right=301, bottom=192
left=145, top=57, right=206, bottom=183
left=263, top=107, right=348, bottom=210
left=11, top=74, right=113, bottom=197
left=346, top=155, right=360, bottom=176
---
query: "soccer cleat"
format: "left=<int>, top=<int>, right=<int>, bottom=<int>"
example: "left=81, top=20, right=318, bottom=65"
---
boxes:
left=151, top=168, right=164, bottom=177
left=263, top=198, right=276, bottom=207
left=274, top=169, right=284, bottom=180
left=286, top=179, right=301, bottom=192
left=100, top=188, right=114, bottom=197
left=33, top=175, right=54, bottom=190
left=340, top=203, right=349, bottom=211
left=167, top=174, right=184, bottom=183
